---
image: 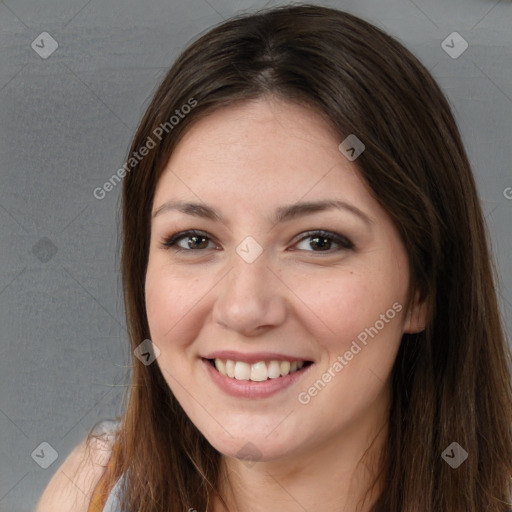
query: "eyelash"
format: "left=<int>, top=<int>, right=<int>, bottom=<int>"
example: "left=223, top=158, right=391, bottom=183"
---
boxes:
left=160, top=229, right=354, bottom=254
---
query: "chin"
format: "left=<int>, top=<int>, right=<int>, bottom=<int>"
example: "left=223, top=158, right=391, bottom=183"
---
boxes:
left=197, top=419, right=308, bottom=464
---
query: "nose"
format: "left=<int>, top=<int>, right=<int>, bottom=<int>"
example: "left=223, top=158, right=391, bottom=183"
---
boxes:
left=212, top=250, right=287, bottom=337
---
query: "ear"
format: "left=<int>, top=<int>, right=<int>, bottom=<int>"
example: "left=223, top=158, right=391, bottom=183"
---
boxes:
left=403, top=289, right=429, bottom=334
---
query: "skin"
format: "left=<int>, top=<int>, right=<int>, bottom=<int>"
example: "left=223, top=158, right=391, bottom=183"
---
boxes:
left=145, top=97, right=428, bottom=511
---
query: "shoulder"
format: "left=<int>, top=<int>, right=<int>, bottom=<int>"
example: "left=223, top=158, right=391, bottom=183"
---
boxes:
left=36, top=419, right=121, bottom=512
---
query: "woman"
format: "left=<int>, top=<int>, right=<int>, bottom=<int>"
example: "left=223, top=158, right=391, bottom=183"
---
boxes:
left=37, top=4, right=512, bottom=511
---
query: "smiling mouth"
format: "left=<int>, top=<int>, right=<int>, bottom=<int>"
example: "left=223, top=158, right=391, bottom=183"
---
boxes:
left=206, top=358, right=313, bottom=382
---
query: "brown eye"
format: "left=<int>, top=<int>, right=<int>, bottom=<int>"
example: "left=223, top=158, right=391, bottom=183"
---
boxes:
left=162, top=230, right=216, bottom=252
left=293, top=230, right=354, bottom=252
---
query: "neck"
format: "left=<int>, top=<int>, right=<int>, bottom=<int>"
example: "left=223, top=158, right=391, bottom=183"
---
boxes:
left=212, top=394, right=389, bottom=512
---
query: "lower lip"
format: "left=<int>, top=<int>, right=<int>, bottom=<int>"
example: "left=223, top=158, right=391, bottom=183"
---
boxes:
left=202, top=359, right=312, bottom=399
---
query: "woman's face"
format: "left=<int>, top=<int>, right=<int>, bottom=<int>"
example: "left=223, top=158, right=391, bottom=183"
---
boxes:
left=145, top=98, right=426, bottom=463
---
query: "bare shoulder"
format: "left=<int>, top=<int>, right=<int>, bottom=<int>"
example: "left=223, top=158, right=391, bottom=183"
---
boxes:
left=35, top=419, right=120, bottom=512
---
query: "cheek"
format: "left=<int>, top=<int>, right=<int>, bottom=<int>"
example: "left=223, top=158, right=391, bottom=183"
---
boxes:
left=145, top=256, right=223, bottom=362
left=145, top=259, right=201, bottom=344
left=291, top=267, right=405, bottom=349
left=145, top=268, right=170, bottom=339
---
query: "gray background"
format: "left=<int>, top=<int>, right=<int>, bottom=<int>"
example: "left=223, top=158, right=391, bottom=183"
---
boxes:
left=0, top=0, right=511, bottom=510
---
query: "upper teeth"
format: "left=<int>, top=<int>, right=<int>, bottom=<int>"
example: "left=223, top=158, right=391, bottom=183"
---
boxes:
left=214, top=359, right=305, bottom=381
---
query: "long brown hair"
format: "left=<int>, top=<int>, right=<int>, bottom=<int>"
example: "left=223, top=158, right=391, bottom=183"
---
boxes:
left=88, top=4, right=512, bottom=511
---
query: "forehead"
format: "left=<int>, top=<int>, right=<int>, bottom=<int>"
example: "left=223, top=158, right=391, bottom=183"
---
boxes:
left=153, top=98, right=375, bottom=218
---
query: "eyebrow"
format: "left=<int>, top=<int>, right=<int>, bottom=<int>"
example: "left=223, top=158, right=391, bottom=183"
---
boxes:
left=152, top=199, right=373, bottom=226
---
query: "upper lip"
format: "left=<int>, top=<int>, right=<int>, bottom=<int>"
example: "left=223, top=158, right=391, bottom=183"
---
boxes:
left=203, top=350, right=313, bottom=364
